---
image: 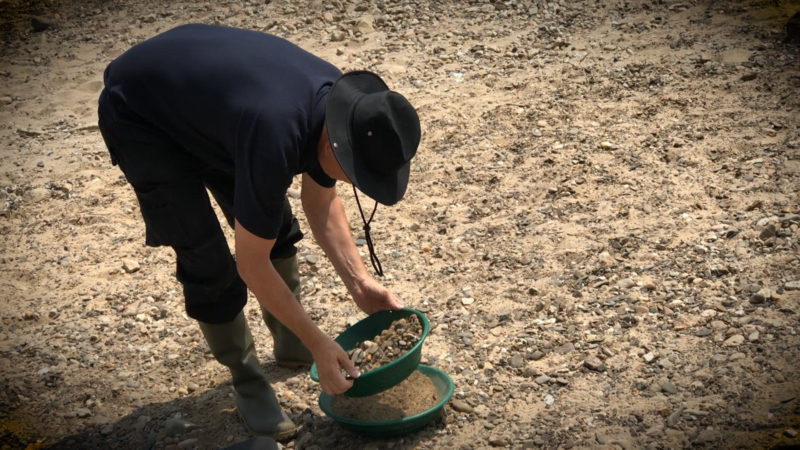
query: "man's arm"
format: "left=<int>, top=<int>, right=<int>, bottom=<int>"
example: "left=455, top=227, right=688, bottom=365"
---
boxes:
left=234, top=220, right=358, bottom=394
left=300, top=173, right=403, bottom=314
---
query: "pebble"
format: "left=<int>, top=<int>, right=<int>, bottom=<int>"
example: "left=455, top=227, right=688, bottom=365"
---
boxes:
left=661, top=381, right=678, bottom=394
left=509, top=354, right=524, bottom=368
left=305, top=254, right=318, bottom=265
left=75, top=407, right=91, bottom=418
left=122, top=259, right=140, bottom=274
left=785, top=280, right=800, bottom=291
left=616, top=278, right=637, bottom=289
left=643, top=352, right=657, bottom=363
left=583, top=355, right=605, bottom=372
left=354, top=238, right=366, bottom=247
left=461, top=297, right=475, bottom=306
left=751, top=288, right=774, bottom=304
left=24, top=187, right=49, bottom=203
left=0, top=95, right=12, bottom=105
left=555, top=342, right=574, bottom=354
left=31, top=16, right=54, bottom=32
left=723, top=335, right=745, bottom=346
left=535, top=375, right=550, bottom=385
left=177, top=438, right=198, bottom=449
left=695, top=327, right=712, bottom=337
left=785, top=428, right=798, bottom=438
left=451, top=399, right=473, bottom=413
left=544, top=394, right=555, bottom=406
left=748, top=331, right=760, bottom=342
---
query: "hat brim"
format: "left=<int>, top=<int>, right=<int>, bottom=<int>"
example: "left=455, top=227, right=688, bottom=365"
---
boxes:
left=326, top=71, right=410, bottom=206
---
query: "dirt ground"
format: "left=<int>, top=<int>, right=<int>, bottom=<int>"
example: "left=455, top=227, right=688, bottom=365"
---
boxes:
left=1, top=0, right=800, bottom=448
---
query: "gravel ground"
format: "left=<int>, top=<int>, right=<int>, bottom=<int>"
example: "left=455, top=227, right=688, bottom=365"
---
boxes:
left=1, top=0, right=799, bottom=448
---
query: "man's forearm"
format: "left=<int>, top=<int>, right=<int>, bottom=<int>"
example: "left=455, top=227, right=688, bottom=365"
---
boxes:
left=237, top=255, right=329, bottom=353
left=304, top=193, right=369, bottom=294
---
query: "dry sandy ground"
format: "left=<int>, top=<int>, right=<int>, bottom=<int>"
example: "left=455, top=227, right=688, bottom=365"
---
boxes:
left=1, top=0, right=800, bottom=449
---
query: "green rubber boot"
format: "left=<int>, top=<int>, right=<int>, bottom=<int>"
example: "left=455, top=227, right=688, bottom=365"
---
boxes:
left=198, top=312, right=297, bottom=440
left=262, top=255, right=314, bottom=369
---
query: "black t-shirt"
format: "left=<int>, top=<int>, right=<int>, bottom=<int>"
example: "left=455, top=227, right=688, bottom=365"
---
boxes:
left=103, top=24, right=339, bottom=239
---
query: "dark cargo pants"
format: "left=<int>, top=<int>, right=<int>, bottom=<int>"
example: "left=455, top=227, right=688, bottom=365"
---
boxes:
left=97, top=89, right=302, bottom=324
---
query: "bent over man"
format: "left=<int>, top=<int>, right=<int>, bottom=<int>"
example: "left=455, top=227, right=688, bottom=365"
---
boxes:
left=98, top=24, right=421, bottom=439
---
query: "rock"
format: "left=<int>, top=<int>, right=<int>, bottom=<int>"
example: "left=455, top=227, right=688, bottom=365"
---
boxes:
left=122, top=259, right=140, bottom=273
left=784, top=280, right=800, bottom=291
left=583, top=355, right=605, bottom=372
left=751, top=288, right=774, bottom=304
left=177, top=438, right=198, bottom=449
left=488, top=435, right=509, bottom=447
left=723, top=335, right=745, bottom=346
left=286, top=188, right=300, bottom=199
left=0, top=95, right=12, bottom=105
left=451, top=399, right=473, bottom=413
left=305, top=254, right=318, bottom=265
left=354, top=17, right=374, bottom=34
left=785, top=428, right=798, bottom=438
left=354, top=238, right=366, bottom=247
left=748, top=331, right=760, bottom=342
left=163, top=417, right=197, bottom=436
left=535, top=375, right=550, bottom=385
left=599, top=141, right=616, bottom=150
left=661, top=381, right=678, bottom=394
left=544, top=394, right=555, bottom=406
left=695, top=327, right=712, bottom=337
left=643, top=352, right=657, bottom=363
left=461, top=297, right=474, bottom=306
left=616, top=278, right=637, bottom=289
left=509, top=353, right=524, bottom=368
left=330, top=30, right=346, bottom=42
left=759, top=224, right=777, bottom=240
left=555, top=342, right=574, bottom=354
left=75, top=407, right=92, bottom=418
left=24, top=187, right=49, bottom=203
left=31, top=16, right=54, bottom=32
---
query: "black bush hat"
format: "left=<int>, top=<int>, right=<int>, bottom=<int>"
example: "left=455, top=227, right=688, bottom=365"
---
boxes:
left=326, top=71, right=421, bottom=206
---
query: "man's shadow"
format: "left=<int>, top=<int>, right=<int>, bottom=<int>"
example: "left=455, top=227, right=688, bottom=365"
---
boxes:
left=47, top=362, right=443, bottom=449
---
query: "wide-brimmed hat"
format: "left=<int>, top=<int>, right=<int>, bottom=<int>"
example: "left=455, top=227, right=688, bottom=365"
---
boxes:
left=326, top=71, right=421, bottom=206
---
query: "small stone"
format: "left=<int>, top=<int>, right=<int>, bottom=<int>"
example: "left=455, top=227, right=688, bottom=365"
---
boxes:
left=24, top=187, right=49, bottom=203
left=0, top=95, right=12, bottom=105
left=529, top=350, right=545, bottom=360
left=100, top=424, right=114, bottom=435
left=305, top=254, right=318, bottom=265
left=535, top=375, right=551, bottom=385
left=616, top=278, right=636, bottom=289
left=544, top=394, right=555, bottom=406
left=555, top=342, right=574, bottom=354
left=583, top=355, right=605, bottom=372
left=177, top=438, right=198, bottom=449
left=75, top=407, right=91, bottom=418
left=643, top=352, right=657, bottom=363
left=695, top=327, right=712, bottom=337
left=661, top=381, right=678, bottom=394
left=330, top=30, right=346, bottom=42
left=748, top=331, right=760, bottom=342
left=784, top=429, right=798, bottom=438
left=785, top=280, right=800, bottom=291
left=31, top=16, right=54, bottom=32
left=122, top=259, right=140, bottom=273
left=461, top=297, right=475, bottom=306
left=723, top=334, right=745, bottom=346
left=354, top=238, right=366, bottom=247
left=286, top=188, right=300, bottom=199
left=751, top=288, right=773, bottom=304
left=599, top=141, right=616, bottom=150
left=451, top=399, right=473, bottom=413
left=510, top=354, right=525, bottom=368
left=354, top=17, right=374, bottom=34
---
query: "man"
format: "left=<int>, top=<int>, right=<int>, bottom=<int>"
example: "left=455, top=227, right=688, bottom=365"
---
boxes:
left=97, top=24, right=420, bottom=440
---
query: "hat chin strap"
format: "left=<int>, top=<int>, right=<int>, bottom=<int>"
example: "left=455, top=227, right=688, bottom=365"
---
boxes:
left=352, top=185, right=383, bottom=277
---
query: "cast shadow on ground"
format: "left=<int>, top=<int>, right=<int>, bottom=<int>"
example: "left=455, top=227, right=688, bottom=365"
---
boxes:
left=47, top=362, right=445, bottom=449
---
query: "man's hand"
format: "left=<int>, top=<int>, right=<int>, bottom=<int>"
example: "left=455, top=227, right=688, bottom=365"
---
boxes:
left=351, top=277, right=403, bottom=315
left=312, top=337, right=360, bottom=395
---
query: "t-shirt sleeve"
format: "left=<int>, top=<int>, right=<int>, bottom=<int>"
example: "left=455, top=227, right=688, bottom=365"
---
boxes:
left=306, top=160, right=336, bottom=188
left=234, top=111, right=296, bottom=240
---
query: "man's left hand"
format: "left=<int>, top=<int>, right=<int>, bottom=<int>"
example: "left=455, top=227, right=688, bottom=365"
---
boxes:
left=351, top=277, right=403, bottom=314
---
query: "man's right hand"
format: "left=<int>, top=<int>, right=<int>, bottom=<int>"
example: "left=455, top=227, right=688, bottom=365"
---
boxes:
left=312, top=337, right=360, bottom=395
